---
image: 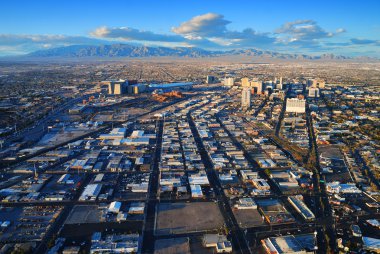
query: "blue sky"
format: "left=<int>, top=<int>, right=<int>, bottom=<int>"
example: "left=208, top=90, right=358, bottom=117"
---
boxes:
left=1, top=0, right=380, bottom=56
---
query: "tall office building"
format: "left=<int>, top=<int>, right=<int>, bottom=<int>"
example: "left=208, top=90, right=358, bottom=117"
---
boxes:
left=308, top=79, right=325, bottom=89
left=105, top=79, right=128, bottom=95
left=114, top=83, right=124, bottom=94
left=241, top=78, right=263, bottom=94
left=241, top=88, right=251, bottom=108
left=308, top=88, right=320, bottom=98
left=265, top=82, right=273, bottom=92
left=276, top=77, right=283, bottom=89
left=206, top=75, right=216, bottom=84
left=241, top=77, right=250, bottom=87
left=286, top=98, right=306, bottom=113
left=224, top=77, right=235, bottom=86
left=251, top=80, right=263, bottom=94
left=316, top=80, right=325, bottom=89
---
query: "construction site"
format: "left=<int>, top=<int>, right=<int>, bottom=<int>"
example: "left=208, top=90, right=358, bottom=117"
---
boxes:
left=152, top=91, right=184, bottom=103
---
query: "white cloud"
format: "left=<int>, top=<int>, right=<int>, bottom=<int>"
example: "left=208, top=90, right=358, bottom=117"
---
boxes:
left=172, top=13, right=230, bottom=37
left=336, top=28, right=346, bottom=33
left=91, top=26, right=185, bottom=42
left=275, top=20, right=345, bottom=43
left=172, top=13, right=276, bottom=48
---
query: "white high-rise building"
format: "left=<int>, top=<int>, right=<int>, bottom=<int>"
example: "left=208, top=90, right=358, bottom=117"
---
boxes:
left=286, top=98, right=306, bottom=113
left=224, top=77, right=235, bottom=86
left=241, top=88, right=251, bottom=108
left=308, top=88, right=320, bottom=98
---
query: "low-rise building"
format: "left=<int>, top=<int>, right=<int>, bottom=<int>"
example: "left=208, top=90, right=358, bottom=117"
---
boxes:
left=203, top=234, right=232, bottom=253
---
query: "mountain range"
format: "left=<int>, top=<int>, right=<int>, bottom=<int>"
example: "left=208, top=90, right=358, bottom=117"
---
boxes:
left=23, top=44, right=374, bottom=60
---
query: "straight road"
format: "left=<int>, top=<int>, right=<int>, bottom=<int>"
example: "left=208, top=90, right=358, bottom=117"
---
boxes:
left=33, top=173, right=92, bottom=254
left=304, top=91, right=336, bottom=253
left=141, top=119, right=163, bottom=253
left=187, top=110, right=252, bottom=254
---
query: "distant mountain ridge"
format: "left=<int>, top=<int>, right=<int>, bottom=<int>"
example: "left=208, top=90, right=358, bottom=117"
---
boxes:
left=25, top=43, right=374, bottom=60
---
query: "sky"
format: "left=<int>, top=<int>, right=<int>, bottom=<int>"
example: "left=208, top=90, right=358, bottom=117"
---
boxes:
left=1, top=0, right=380, bottom=57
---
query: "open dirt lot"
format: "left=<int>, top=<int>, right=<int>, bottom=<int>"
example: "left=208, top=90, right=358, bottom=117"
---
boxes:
left=156, top=202, right=224, bottom=235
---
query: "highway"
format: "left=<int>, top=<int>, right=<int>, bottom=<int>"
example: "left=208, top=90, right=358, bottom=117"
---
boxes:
left=0, top=95, right=196, bottom=170
left=3, top=93, right=95, bottom=147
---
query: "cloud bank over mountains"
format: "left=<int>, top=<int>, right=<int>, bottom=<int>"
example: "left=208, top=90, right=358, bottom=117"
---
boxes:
left=0, top=13, right=378, bottom=56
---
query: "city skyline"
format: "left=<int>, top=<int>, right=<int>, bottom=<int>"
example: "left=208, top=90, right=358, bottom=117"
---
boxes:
left=1, top=0, right=380, bottom=57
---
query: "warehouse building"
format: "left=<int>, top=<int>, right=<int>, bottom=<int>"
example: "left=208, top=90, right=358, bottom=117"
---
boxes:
left=79, top=184, right=102, bottom=201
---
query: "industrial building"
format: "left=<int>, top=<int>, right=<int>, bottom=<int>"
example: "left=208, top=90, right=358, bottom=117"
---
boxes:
left=203, top=234, right=233, bottom=253
left=108, top=201, right=121, bottom=213
left=362, top=237, right=380, bottom=253
left=190, top=184, right=203, bottom=198
left=98, top=128, right=126, bottom=140
left=79, top=184, right=102, bottom=201
left=234, top=198, right=257, bottom=209
left=149, top=82, right=193, bottom=92
left=90, top=234, right=140, bottom=254
left=262, top=234, right=316, bottom=254
left=128, top=202, right=145, bottom=214
left=57, top=174, right=73, bottom=185
left=288, top=195, right=315, bottom=221
left=188, top=173, right=209, bottom=185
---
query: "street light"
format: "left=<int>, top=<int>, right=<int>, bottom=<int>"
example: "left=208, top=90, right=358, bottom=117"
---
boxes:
left=314, top=230, right=318, bottom=254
